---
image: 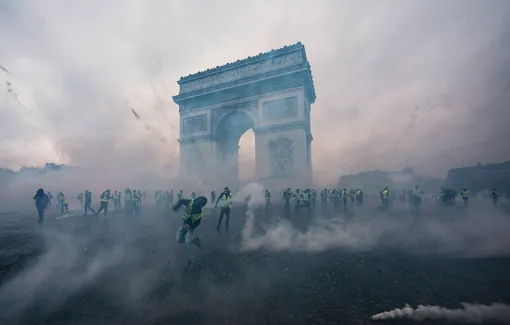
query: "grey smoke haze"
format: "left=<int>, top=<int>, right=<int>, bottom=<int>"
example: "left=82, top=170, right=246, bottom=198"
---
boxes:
left=1, top=0, right=510, bottom=184
left=0, top=228, right=128, bottom=317
left=0, top=220, right=247, bottom=322
left=371, top=303, right=510, bottom=323
left=238, top=183, right=510, bottom=257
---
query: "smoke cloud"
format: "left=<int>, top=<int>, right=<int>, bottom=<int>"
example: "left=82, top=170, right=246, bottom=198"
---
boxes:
left=1, top=0, right=509, bottom=186
left=0, top=226, right=128, bottom=320
left=371, top=303, right=510, bottom=323
left=237, top=183, right=510, bottom=257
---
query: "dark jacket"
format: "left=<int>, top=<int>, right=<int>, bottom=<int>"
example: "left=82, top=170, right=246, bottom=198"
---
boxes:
left=173, top=197, right=207, bottom=229
left=33, top=190, right=49, bottom=209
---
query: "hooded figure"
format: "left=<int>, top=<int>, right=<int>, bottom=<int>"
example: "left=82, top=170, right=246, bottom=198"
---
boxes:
left=33, top=189, right=49, bottom=225
left=173, top=196, right=207, bottom=269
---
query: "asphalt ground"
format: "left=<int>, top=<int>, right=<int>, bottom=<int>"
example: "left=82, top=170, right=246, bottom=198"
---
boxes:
left=0, top=198, right=509, bottom=325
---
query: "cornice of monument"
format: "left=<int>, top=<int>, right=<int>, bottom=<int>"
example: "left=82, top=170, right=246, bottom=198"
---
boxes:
left=173, top=42, right=316, bottom=102
left=176, top=71, right=314, bottom=111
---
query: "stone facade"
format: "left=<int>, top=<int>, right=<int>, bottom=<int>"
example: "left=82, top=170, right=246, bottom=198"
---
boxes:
left=173, top=42, right=316, bottom=188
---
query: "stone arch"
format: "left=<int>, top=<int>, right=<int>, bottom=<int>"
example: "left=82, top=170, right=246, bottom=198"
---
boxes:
left=173, top=43, right=316, bottom=188
left=211, top=103, right=259, bottom=136
left=212, top=108, right=257, bottom=182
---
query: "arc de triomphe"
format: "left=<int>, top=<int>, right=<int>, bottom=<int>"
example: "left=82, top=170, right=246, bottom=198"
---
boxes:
left=172, top=42, right=316, bottom=188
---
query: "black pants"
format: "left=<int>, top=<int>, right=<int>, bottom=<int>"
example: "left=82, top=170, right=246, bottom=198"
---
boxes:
left=96, top=202, right=108, bottom=216
left=217, top=207, right=230, bottom=230
left=84, top=200, right=95, bottom=215
left=37, top=206, right=45, bottom=224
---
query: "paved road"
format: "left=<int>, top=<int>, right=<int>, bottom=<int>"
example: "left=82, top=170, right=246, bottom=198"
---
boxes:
left=1, top=202, right=509, bottom=325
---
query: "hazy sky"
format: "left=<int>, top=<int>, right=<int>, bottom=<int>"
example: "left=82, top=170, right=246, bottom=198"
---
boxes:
left=1, top=0, right=509, bottom=184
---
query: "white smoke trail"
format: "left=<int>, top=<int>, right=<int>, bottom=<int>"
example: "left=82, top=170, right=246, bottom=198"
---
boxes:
left=230, top=182, right=266, bottom=247
left=371, top=303, right=510, bottom=323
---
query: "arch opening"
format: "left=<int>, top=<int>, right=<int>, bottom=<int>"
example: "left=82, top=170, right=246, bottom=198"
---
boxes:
left=215, top=110, right=256, bottom=184
left=238, top=129, right=256, bottom=181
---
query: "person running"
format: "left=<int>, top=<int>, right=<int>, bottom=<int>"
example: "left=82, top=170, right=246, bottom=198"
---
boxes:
left=173, top=196, right=207, bottom=270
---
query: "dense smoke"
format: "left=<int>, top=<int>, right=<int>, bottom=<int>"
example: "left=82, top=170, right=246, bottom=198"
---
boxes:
left=371, top=303, right=510, bottom=323
left=0, top=226, right=127, bottom=319
left=1, top=0, right=510, bottom=186
left=237, top=183, right=510, bottom=258
left=0, top=216, right=237, bottom=322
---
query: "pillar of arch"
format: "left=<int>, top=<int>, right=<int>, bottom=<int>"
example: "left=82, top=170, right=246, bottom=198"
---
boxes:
left=173, top=42, right=316, bottom=189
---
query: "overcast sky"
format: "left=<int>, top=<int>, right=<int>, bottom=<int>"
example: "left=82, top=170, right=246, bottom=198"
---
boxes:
left=1, top=0, right=509, bottom=184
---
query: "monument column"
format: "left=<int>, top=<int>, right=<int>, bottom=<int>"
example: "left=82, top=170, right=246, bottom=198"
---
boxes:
left=254, top=88, right=312, bottom=189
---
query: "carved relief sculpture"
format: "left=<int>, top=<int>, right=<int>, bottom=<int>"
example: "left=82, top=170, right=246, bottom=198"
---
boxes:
left=263, top=97, right=297, bottom=121
left=182, top=114, right=208, bottom=135
left=267, top=136, right=294, bottom=175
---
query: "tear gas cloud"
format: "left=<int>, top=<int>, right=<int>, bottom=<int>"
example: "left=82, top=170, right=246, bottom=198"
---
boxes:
left=1, top=0, right=510, bottom=188
left=238, top=183, right=510, bottom=258
left=371, top=303, right=510, bottom=323
left=0, top=222, right=242, bottom=322
left=0, top=201, right=272, bottom=322
left=0, top=228, right=128, bottom=318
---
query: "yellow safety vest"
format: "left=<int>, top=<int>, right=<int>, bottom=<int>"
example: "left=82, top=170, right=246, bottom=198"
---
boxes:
left=219, top=193, right=232, bottom=207
left=183, top=199, right=203, bottom=222
left=100, top=191, right=109, bottom=202
left=382, top=190, right=389, bottom=200
left=301, top=192, right=309, bottom=201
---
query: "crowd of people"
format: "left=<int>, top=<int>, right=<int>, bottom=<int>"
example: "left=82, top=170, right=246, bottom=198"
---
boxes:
left=31, top=184, right=502, bottom=270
